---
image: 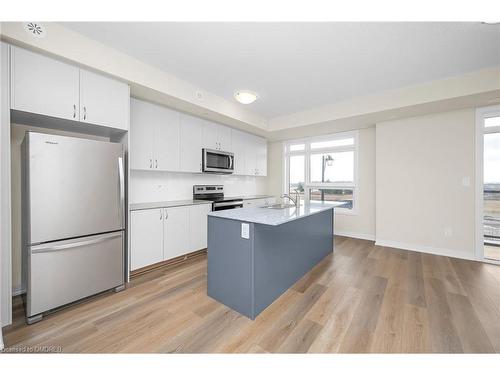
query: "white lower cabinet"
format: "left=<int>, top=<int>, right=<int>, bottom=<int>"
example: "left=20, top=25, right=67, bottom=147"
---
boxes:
left=189, top=204, right=212, bottom=250
left=130, top=203, right=212, bottom=271
left=130, top=209, right=164, bottom=271
left=163, top=206, right=189, bottom=260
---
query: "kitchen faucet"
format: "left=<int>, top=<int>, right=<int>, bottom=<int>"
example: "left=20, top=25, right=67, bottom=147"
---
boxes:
left=280, top=189, right=300, bottom=208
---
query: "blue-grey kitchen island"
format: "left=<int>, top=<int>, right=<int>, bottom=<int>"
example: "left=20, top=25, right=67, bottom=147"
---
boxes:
left=207, top=201, right=345, bottom=320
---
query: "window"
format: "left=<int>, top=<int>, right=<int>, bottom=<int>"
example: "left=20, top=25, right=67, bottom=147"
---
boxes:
left=284, top=131, right=358, bottom=213
left=481, top=115, right=500, bottom=261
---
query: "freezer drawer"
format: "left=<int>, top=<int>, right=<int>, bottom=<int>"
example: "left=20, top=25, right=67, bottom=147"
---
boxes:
left=27, top=231, right=124, bottom=318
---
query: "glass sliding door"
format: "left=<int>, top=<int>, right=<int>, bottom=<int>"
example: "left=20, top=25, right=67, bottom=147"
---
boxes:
left=482, top=114, right=500, bottom=261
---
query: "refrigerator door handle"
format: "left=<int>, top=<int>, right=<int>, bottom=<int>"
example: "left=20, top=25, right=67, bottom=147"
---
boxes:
left=31, top=232, right=122, bottom=254
left=118, top=157, right=125, bottom=228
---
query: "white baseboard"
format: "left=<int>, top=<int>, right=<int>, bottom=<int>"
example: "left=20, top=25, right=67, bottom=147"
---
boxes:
left=335, top=231, right=376, bottom=241
left=12, top=285, right=26, bottom=297
left=374, top=239, right=478, bottom=262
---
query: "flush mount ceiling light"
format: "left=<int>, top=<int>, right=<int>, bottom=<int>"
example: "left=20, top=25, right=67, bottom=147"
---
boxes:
left=234, top=90, right=258, bottom=104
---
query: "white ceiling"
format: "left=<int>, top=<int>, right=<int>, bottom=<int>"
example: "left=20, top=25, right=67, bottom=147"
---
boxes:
left=62, top=22, right=500, bottom=118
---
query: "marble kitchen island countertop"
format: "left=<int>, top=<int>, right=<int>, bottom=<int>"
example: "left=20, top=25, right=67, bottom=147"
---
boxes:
left=222, top=194, right=275, bottom=201
left=208, top=201, right=346, bottom=226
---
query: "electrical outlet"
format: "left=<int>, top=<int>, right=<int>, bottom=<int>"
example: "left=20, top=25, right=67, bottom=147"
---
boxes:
left=444, top=227, right=453, bottom=237
left=241, top=223, right=250, bottom=239
left=461, top=177, right=471, bottom=187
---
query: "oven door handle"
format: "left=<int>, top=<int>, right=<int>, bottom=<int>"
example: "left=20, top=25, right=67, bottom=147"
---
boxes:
left=213, top=200, right=244, bottom=208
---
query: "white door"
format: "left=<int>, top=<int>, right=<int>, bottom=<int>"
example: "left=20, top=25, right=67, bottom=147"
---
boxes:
left=217, top=125, right=232, bottom=151
left=164, top=207, right=190, bottom=260
left=154, top=106, right=180, bottom=172
left=202, top=120, right=219, bottom=150
left=189, top=204, right=211, bottom=251
left=256, top=137, right=268, bottom=176
left=130, top=209, right=164, bottom=270
left=79, top=69, right=129, bottom=130
left=179, top=114, right=203, bottom=173
left=10, top=46, right=80, bottom=121
left=130, top=98, right=155, bottom=170
left=245, top=133, right=258, bottom=176
left=231, top=129, right=246, bottom=175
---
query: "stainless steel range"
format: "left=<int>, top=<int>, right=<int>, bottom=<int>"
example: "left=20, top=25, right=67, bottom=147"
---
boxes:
left=193, top=185, right=243, bottom=211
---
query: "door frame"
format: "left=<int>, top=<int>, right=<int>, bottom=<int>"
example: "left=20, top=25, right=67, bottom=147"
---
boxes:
left=475, top=105, right=500, bottom=263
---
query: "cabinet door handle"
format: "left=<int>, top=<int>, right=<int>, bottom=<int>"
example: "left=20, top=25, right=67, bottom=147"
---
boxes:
left=155, top=159, right=158, bottom=169
left=83, top=106, right=87, bottom=120
left=164, top=209, right=168, bottom=219
left=149, top=158, right=153, bottom=169
left=73, top=104, right=76, bottom=119
left=160, top=209, right=162, bottom=220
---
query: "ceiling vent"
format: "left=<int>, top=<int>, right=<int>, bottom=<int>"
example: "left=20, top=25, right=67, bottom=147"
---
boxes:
left=23, top=22, right=47, bottom=38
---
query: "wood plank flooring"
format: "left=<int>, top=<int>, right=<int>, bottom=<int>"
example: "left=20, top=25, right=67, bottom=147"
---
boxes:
left=3, top=237, right=500, bottom=353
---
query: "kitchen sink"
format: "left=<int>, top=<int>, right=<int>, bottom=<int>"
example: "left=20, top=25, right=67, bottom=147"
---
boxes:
left=264, top=203, right=297, bottom=209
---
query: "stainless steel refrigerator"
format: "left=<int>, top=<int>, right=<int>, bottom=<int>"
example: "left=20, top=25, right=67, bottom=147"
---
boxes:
left=22, top=132, right=125, bottom=324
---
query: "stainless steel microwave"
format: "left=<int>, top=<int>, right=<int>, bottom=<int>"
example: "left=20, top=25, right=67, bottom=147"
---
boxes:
left=202, top=148, right=234, bottom=174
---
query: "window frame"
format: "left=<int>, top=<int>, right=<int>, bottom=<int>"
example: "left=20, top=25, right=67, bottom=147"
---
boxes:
left=283, top=130, right=359, bottom=215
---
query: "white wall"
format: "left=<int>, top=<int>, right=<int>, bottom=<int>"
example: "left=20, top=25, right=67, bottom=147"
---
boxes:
left=267, top=127, right=376, bottom=240
left=130, top=171, right=268, bottom=203
left=10, top=124, right=109, bottom=293
left=335, top=127, right=376, bottom=239
left=375, top=109, right=475, bottom=259
left=1, top=41, right=11, bottom=326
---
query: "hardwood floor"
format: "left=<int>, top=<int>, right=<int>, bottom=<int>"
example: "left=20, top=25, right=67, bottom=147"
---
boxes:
left=4, top=237, right=500, bottom=353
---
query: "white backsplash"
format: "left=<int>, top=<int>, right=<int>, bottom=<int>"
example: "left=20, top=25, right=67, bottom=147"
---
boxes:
left=130, top=170, right=269, bottom=203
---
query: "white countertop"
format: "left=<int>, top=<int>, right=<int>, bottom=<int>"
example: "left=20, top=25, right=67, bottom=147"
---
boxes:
left=130, top=195, right=275, bottom=211
left=208, top=201, right=346, bottom=226
left=130, top=199, right=212, bottom=211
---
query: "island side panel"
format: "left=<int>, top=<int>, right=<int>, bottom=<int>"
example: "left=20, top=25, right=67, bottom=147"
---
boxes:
left=207, top=216, right=254, bottom=319
left=253, top=208, right=334, bottom=317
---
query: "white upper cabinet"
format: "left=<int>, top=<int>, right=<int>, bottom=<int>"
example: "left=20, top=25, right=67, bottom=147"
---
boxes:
left=155, top=107, right=180, bottom=172
left=256, top=136, right=268, bottom=176
left=130, top=99, right=180, bottom=171
left=217, top=125, right=232, bottom=151
left=179, top=114, right=203, bottom=173
left=79, top=69, right=129, bottom=130
left=244, top=133, right=268, bottom=176
left=245, top=133, right=258, bottom=176
left=11, top=46, right=80, bottom=121
left=202, top=120, right=219, bottom=150
left=130, top=99, right=155, bottom=170
left=231, top=129, right=247, bottom=175
left=202, top=120, right=232, bottom=151
left=10, top=46, right=129, bottom=131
